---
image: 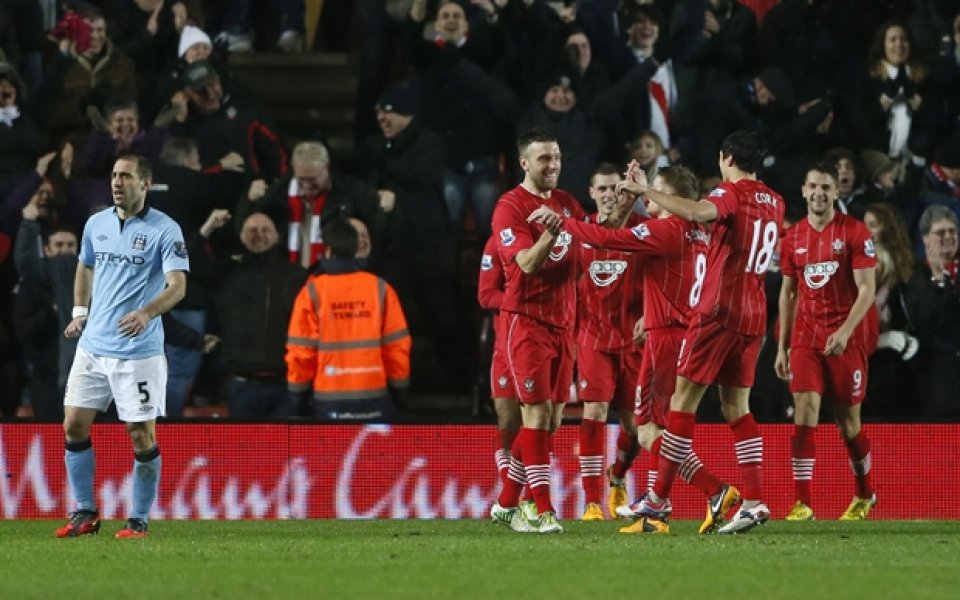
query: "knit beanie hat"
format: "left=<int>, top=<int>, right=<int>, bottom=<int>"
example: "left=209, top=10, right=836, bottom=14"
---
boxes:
left=178, top=25, right=212, bottom=59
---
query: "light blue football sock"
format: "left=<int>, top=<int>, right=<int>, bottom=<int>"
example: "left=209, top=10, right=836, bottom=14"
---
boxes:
left=131, top=446, right=161, bottom=522
left=65, top=439, right=96, bottom=512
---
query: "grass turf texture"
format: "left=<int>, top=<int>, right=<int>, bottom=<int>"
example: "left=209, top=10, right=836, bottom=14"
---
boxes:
left=2, top=520, right=959, bottom=599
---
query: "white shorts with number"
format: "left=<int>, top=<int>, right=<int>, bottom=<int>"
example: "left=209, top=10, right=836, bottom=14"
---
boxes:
left=64, top=347, right=167, bottom=422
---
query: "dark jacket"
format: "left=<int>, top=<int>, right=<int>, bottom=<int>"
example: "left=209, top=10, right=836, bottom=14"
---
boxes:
left=189, top=236, right=307, bottom=376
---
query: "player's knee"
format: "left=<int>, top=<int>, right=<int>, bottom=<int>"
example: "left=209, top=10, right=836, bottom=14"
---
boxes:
left=636, top=423, right=660, bottom=450
left=126, top=426, right=154, bottom=451
left=63, top=419, right=89, bottom=441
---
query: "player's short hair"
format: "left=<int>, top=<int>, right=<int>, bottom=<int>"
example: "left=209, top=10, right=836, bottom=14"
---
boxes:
left=116, top=154, right=152, bottom=181
left=292, top=141, right=330, bottom=169
left=805, top=161, right=839, bottom=185
left=657, top=165, right=700, bottom=199
left=322, top=218, right=359, bottom=258
left=517, top=128, right=557, bottom=156
left=918, top=204, right=958, bottom=235
left=720, top=130, right=767, bottom=174
left=591, top=162, right=620, bottom=183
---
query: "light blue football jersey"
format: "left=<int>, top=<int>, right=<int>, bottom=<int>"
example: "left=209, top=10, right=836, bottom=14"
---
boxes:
left=78, top=205, right=189, bottom=359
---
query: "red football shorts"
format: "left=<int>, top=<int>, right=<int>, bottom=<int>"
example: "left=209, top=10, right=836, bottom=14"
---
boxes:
left=505, top=313, right=573, bottom=404
left=788, top=345, right=870, bottom=406
left=635, top=327, right=685, bottom=427
left=576, top=344, right=642, bottom=411
left=490, top=315, right=515, bottom=399
left=677, top=315, right=763, bottom=388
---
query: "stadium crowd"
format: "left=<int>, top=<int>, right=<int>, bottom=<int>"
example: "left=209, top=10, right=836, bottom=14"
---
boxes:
left=1, top=0, right=960, bottom=424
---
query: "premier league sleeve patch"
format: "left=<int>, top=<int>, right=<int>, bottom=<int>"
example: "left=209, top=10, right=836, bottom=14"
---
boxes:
left=499, top=228, right=516, bottom=247
left=481, top=254, right=493, bottom=270
left=630, top=223, right=651, bottom=241
left=173, top=241, right=189, bottom=258
left=864, top=239, right=875, bottom=258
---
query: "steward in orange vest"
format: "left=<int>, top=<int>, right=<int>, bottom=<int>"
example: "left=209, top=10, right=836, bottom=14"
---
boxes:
left=286, top=219, right=410, bottom=420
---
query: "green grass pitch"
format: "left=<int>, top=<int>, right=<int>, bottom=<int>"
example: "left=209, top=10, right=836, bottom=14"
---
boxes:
left=2, top=519, right=959, bottom=599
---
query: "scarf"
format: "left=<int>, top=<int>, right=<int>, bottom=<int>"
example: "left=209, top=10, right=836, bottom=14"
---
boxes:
left=884, top=62, right=912, bottom=157
left=0, top=105, right=19, bottom=127
left=287, top=178, right=328, bottom=265
left=930, top=163, right=960, bottom=199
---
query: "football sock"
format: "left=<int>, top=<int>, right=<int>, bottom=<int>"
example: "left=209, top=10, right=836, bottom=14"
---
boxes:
left=523, top=427, right=554, bottom=514
left=730, top=413, right=764, bottom=501
left=610, top=427, right=640, bottom=480
left=498, top=434, right=524, bottom=507
left=844, top=430, right=874, bottom=499
left=131, top=446, right=161, bottom=522
left=579, top=418, right=604, bottom=504
left=791, top=425, right=816, bottom=506
left=653, top=411, right=695, bottom=500
left=647, top=435, right=662, bottom=492
left=678, top=451, right=723, bottom=498
left=65, top=438, right=96, bottom=512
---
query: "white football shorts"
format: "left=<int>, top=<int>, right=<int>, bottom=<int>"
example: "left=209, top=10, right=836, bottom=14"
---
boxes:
left=64, top=347, right=167, bottom=422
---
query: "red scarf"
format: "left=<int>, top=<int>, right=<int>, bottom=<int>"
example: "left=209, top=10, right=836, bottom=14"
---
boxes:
left=930, top=163, right=960, bottom=199
left=287, top=179, right=328, bottom=265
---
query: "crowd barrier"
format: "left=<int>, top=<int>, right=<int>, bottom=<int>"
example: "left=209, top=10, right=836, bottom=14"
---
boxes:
left=1, top=423, right=956, bottom=520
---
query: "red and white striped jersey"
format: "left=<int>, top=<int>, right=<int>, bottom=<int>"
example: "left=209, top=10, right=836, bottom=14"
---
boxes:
left=576, top=213, right=646, bottom=352
left=698, top=179, right=786, bottom=335
left=780, top=213, right=879, bottom=351
left=491, top=185, right=585, bottom=330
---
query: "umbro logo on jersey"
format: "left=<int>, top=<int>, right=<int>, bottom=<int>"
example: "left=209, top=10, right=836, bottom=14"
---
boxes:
left=709, top=188, right=727, bottom=197
left=97, top=235, right=108, bottom=241
left=795, top=248, right=808, bottom=254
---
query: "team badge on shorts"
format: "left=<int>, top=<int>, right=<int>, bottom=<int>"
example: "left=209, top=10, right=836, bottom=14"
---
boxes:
left=523, top=379, right=535, bottom=393
left=132, top=233, right=147, bottom=251
left=579, top=379, right=588, bottom=390
left=498, top=376, right=508, bottom=389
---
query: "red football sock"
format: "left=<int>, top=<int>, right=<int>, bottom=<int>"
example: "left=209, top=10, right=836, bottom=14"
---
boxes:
left=844, top=430, right=874, bottom=499
left=730, top=413, right=763, bottom=501
left=579, top=418, right=605, bottom=504
left=497, top=432, right=524, bottom=507
left=678, top=451, right=722, bottom=498
left=610, top=427, right=640, bottom=480
left=523, top=427, right=554, bottom=514
left=791, top=425, right=816, bottom=506
left=647, top=435, right=662, bottom=492
left=653, top=411, right=695, bottom=500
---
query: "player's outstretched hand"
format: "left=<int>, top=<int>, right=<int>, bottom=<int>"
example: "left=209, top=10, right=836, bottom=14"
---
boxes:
left=118, top=310, right=151, bottom=337
left=823, top=330, right=850, bottom=356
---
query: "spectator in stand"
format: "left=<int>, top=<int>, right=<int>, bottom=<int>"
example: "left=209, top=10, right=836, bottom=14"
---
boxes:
left=0, top=62, right=42, bottom=204
left=76, top=99, right=170, bottom=179
left=825, top=147, right=868, bottom=219
left=901, top=135, right=960, bottom=238
left=101, top=0, right=203, bottom=120
left=36, top=5, right=138, bottom=146
left=360, top=84, right=466, bottom=392
left=857, top=149, right=901, bottom=209
left=170, top=59, right=288, bottom=182
left=862, top=203, right=920, bottom=420
left=235, top=140, right=389, bottom=270
left=13, top=204, right=78, bottom=422
left=403, top=0, right=508, bottom=237
left=287, top=219, right=410, bottom=421
left=192, top=209, right=306, bottom=419
left=905, top=205, right=960, bottom=422
left=628, top=130, right=670, bottom=183
left=847, top=20, right=937, bottom=159
left=206, top=0, right=254, bottom=52
left=148, top=137, right=245, bottom=243
left=453, top=51, right=660, bottom=206
left=929, top=10, right=960, bottom=142
left=0, top=0, right=44, bottom=95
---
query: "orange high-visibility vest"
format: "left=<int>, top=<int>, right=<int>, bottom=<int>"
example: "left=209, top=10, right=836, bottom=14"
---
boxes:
left=286, top=271, right=410, bottom=401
